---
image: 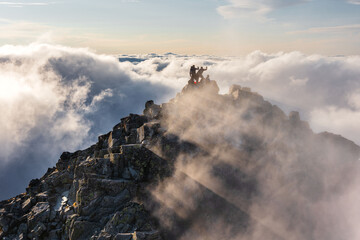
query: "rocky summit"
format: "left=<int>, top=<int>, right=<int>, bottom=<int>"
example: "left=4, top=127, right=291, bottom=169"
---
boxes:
left=1, top=80, right=360, bottom=240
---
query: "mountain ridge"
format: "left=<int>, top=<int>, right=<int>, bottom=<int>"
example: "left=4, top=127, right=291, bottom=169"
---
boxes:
left=1, top=80, right=359, bottom=240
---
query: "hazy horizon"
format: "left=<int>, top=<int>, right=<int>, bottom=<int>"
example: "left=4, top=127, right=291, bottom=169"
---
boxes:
left=1, top=0, right=360, bottom=55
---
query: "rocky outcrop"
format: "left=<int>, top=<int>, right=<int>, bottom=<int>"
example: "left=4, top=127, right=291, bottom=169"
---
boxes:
left=1, top=80, right=359, bottom=240
left=0, top=101, right=170, bottom=239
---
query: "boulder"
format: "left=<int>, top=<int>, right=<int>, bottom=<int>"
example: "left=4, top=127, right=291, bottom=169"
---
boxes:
left=56, top=152, right=72, bottom=171
left=35, top=192, right=48, bottom=202
left=108, top=129, right=125, bottom=148
left=76, top=185, right=98, bottom=208
left=119, top=144, right=169, bottom=181
left=103, top=203, right=155, bottom=236
left=0, top=215, right=10, bottom=234
left=100, top=190, right=131, bottom=208
left=87, top=178, right=136, bottom=197
left=97, top=231, right=113, bottom=240
left=70, top=221, right=99, bottom=240
left=137, top=122, right=161, bottom=143
left=133, top=231, right=161, bottom=240
left=102, top=211, right=132, bottom=234
left=30, top=222, right=46, bottom=238
left=26, top=179, right=41, bottom=196
left=75, top=157, right=112, bottom=179
left=17, top=233, right=26, bottom=240
left=95, top=149, right=110, bottom=158
left=108, top=146, right=122, bottom=154
left=17, top=223, right=27, bottom=235
left=114, top=233, right=133, bottom=240
left=121, top=114, right=147, bottom=135
left=27, top=202, right=50, bottom=230
left=48, top=229, right=61, bottom=240
left=68, top=180, right=80, bottom=204
left=80, top=197, right=101, bottom=216
left=98, top=132, right=111, bottom=150
left=105, top=153, right=124, bottom=178
left=143, top=101, right=161, bottom=119
left=229, top=84, right=263, bottom=104
left=21, top=198, right=34, bottom=213
left=126, top=129, right=139, bottom=144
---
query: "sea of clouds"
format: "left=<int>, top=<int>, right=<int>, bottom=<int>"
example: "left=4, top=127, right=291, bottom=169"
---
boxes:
left=0, top=42, right=360, bottom=200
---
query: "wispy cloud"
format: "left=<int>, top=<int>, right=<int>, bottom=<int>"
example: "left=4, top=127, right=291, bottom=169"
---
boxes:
left=0, top=20, right=53, bottom=39
left=288, top=24, right=360, bottom=34
left=121, top=0, right=139, bottom=2
left=0, top=1, right=53, bottom=7
left=347, top=0, right=360, bottom=5
left=217, top=0, right=309, bottom=20
left=0, top=18, right=13, bottom=23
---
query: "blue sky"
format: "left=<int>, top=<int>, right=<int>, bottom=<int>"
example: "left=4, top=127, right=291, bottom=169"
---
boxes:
left=0, top=0, right=360, bottom=54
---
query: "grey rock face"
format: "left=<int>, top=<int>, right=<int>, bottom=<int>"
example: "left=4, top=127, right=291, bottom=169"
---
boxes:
left=27, top=202, right=50, bottom=229
left=143, top=100, right=161, bottom=119
left=21, top=198, right=33, bottom=212
left=0, top=107, right=167, bottom=240
left=137, top=122, right=162, bottom=144
left=1, top=80, right=360, bottom=240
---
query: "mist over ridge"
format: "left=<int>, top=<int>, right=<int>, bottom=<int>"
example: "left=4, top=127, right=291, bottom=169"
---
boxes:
left=1, top=42, right=360, bottom=202
left=148, top=83, right=360, bottom=240
left=1, top=78, right=359, bottom=240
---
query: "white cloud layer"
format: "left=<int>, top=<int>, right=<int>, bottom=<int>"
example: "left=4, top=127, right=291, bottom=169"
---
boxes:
left=217, top=0, right=359, bottom=20
left=217, top=0, right=309, bottom=20
left=1, top=42, right=360, bottom=201
left=348, top=0, right=360, bottom=4
left=0, top=43, right=171, bottom=200
left=0, top=1, right=51, bottom=7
